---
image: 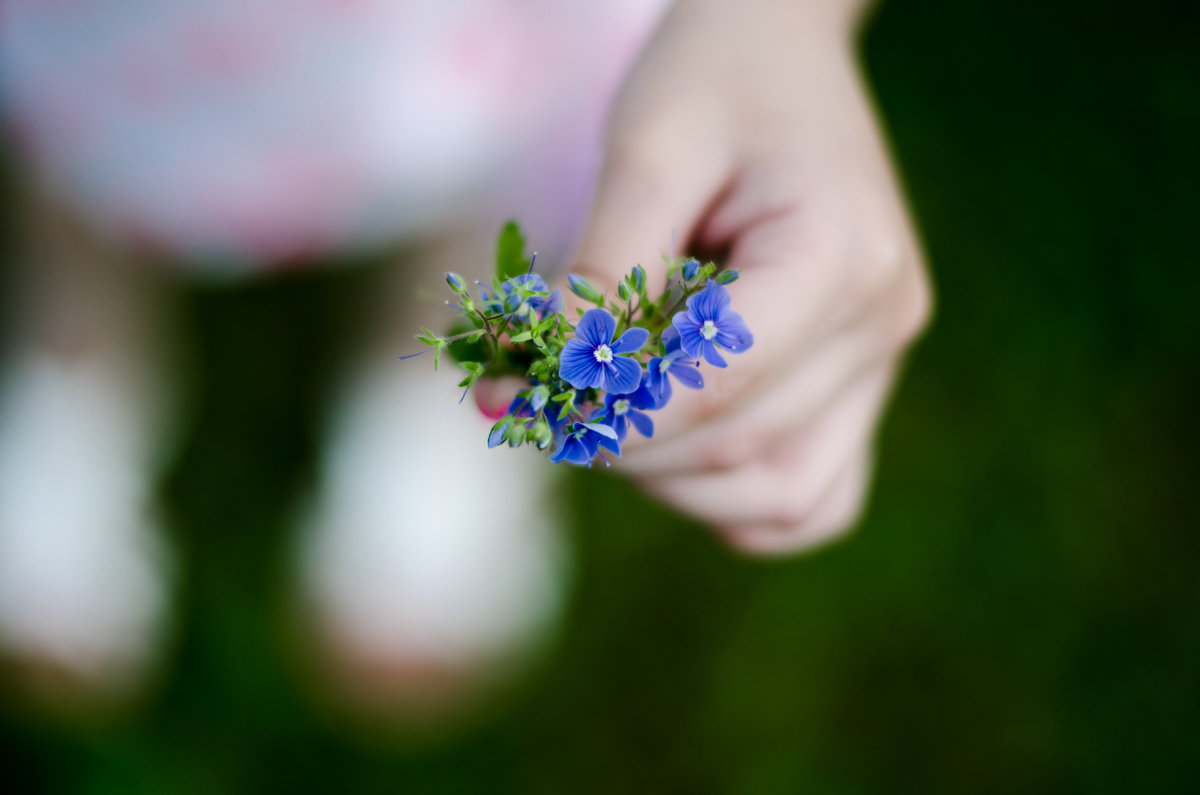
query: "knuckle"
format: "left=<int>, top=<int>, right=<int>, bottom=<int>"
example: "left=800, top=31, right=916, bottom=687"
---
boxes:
left=893, top=269, right=934, bottom=348
left=771, top=495, right=819, bottom=528
left=697, top=437, right=751, bottom=471
left=869, top=233, right=910, bottom=286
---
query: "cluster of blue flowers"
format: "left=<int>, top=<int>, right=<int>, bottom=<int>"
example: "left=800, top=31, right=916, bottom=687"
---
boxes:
left=406, top=222, right=753, bottom=467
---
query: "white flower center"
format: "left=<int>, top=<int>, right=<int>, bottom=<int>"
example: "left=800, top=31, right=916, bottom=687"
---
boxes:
left=701, top=320, right=718, bottom=340
left=594, top=344, right=613, bottom=363
left=613, top=399, right=630, bottom=416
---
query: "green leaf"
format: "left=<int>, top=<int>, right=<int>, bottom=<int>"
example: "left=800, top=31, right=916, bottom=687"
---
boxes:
left=495, top=221, right=530, bottom=280
left=508, top=330, right=533, bottom=343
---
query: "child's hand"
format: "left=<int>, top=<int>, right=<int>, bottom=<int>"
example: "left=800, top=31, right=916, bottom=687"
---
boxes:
left=565, top=0, right=932, bottom=554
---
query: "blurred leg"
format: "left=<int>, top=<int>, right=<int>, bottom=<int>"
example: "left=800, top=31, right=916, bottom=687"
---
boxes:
left=293, top=231, right=569, bottom=726
left=0, top=190, right=176, bottom=714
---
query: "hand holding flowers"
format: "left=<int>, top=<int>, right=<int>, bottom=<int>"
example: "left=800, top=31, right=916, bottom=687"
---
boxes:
left=403, top=222, right=753, bottom=470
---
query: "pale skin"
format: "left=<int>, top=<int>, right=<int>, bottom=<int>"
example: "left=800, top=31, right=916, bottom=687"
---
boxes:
left=561, top=0, right=932, bottom=554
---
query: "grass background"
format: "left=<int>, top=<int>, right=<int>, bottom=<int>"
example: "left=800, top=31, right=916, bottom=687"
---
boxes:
left=2, top=0, right=1198, bottom=791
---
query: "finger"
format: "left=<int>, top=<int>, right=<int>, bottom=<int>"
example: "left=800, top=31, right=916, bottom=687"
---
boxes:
left=473, top=376, right=528, bottom=421
left=637, top=363, right=891, bottom=526
left=639, top=168, right=922, bottom=427
left=619, top=262, right=926, bottom=472
left=605, top=208, right=873, bottom=455
left=562, top=122, right=731, bottom=314
left=719, top=449, right=872, bottom=556
left=620, top=328, right=888, bottom=475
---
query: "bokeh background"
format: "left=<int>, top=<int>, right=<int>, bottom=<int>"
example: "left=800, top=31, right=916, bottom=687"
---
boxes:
left=1, top=0, right=1198, bottom=792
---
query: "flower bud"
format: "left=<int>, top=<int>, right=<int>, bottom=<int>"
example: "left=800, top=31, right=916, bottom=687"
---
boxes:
left=631, top=265, right=645, bottom=291
left=488, top=418, right=510, bottom=449
left=446, top=272, right=467, bottom=293
left=682, top=258, right=700, bottom=281
left=567, top=274, right=604, bottom=304
left=528, top=420, right=553, bottom=449
left=714, top=269, right=740, bottom=285
left=617, top=279, right=632, bottom=302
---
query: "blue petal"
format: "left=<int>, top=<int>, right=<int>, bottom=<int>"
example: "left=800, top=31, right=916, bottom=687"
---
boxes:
left=514, top=273, right=548, bottom=291
left=670, top=361, right=705, bottom=389
left=701, top=342, right=728, bottom=368
left=582, top=421, right=618, bottom=440
left=610, top=326, right=649, bottom=355
left=560, top=338, right=604, bottom=389
left=612, top=415, right=629, bottom=442
left=689, top=280, right=731, bottom=321
left=645, top=364, right=673, bottom=406
left=661, top=325, right=682, bottom=355
left=574, top=308, right=616, bottom=347
left=595, top=431, right=621, bottom=457
left=673, top=314, right=706, bottom=359
left=716, top=312, right=754, bottom=352
left=628, top=377, right=661, bottom=410
left=550, top=433, right=595, bottom=466
left=628, top=409, right=655, bottom=439
left=602, top=355, right=643, bottom=395
left=537, top=289, right=564, bottom=315
left=596, top=402, right=630, bottom=442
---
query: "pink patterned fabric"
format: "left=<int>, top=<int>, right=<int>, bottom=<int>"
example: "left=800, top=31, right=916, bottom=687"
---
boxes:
left=0, top=1, right=667, bottom=274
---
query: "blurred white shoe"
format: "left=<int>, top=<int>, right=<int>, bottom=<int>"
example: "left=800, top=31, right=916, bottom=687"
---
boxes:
left=0, top=352, right=172, bottom=709
left=295, top=359, right=568, bottom=723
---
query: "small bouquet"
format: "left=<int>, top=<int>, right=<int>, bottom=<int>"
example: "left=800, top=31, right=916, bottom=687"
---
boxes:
left=401, top=222, right=754, bottom=466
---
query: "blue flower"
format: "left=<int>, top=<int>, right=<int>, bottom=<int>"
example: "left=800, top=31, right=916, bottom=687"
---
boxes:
left=549, top=421, right=620, bottom=466
left=559, top=309, right=649, bottom=394
left=671, top=281, right=754, bottom=368
left=481, top=273, right=563, bottom=319
left=645, top=326, right=704, bottom=405
left=594, top=376, right=658, bottom=441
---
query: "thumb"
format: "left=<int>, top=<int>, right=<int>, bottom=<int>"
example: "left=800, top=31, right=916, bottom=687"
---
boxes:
left=562, top=131, right=729, bottom=314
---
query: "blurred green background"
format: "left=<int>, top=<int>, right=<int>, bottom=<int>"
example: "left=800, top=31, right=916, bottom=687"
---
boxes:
left=2, top=0, right=1198, bottom=791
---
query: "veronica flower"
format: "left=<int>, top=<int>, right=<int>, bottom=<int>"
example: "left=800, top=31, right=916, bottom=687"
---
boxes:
left=671, top=281, right=754, bottom=368
left=645, top=326, right=704, bottom=405
left=481, top=273, right=563, bottom=319
left=559, top=309, right=649, bottom=394
left=549, top=421, right=620, bottom=466
left=593, top=375, right=658, bottom=441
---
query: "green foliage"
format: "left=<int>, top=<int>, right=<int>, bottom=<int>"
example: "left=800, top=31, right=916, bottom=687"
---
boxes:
left=495, top=220, right=530, bottom=280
